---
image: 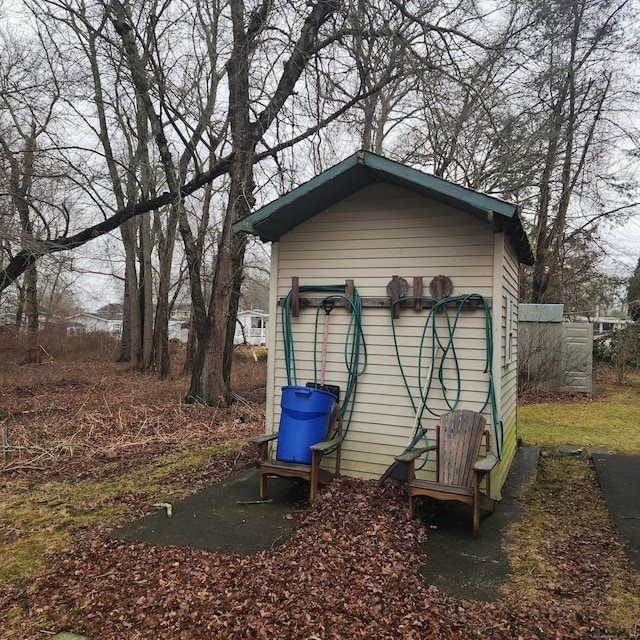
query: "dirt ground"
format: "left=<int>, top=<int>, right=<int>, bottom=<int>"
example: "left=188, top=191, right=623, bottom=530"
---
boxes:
left=0, top=353, right=639, bottom=639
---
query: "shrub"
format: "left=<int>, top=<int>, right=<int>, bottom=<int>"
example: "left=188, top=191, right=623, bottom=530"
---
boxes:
left=607, top=322, right=640, bottom=382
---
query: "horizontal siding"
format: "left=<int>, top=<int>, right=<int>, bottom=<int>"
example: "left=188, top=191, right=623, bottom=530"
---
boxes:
left=491, top=236, right=520, bottom=496
left=269, top=182, right=505, bottom=485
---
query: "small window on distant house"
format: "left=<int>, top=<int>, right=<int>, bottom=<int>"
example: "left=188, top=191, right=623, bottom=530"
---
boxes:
left=506, top=297, right=515, bottom=364
left=251, top=316, right=263, bottom=329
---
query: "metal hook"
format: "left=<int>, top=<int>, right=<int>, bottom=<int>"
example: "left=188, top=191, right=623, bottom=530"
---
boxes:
left=322, top=299, right=335, bottom=315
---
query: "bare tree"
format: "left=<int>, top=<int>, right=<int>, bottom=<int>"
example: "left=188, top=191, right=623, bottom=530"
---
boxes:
left=0, top=27, right=69, bottom=362
left=7, top=0, right=633, bottom=403
left=521, top=0, right=637, bottom=303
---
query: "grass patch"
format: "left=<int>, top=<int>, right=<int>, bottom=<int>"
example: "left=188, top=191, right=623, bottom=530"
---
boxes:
left=0, top=530, right=71, bottom=582
left=518, top=370, right=640, bottom=455
left=504, top=454, right=640, bottom=633
left=0, top=443, right=244, bottom=585
left=511, top=369, right=640, bottom=633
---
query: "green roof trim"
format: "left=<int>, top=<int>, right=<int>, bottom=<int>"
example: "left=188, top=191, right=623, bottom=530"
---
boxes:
left=233, top=150, right=535, bottom=265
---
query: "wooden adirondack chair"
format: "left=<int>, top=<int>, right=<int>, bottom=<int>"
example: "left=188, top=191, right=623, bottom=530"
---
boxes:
left=250, top=408, right=344, bottom=504
left=395, top=409, right=498, bottom=537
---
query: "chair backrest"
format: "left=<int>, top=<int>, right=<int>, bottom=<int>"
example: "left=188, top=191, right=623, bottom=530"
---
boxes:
left=437, top=410, right=487, bottom=487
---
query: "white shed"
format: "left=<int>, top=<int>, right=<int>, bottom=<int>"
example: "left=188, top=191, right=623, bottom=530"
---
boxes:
left=234, top=151, right=535, bottom=499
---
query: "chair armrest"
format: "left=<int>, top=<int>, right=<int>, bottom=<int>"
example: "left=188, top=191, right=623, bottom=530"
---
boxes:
left=250, top=433, right=278, bottom=446
left=472, top=452, right=498, bottom=473
left=310, top=434, right=344, bottom=453
left=394, top=446, right=434, bottom=463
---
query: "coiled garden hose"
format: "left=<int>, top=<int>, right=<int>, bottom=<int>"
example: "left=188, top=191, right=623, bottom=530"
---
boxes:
left=391, top=293, right=504, bottom=465
left=281, top=284, right=367, bottom=438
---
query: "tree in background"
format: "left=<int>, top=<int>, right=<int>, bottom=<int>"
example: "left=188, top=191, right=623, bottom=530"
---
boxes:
left=627, top=258, right=640, bottom=321
left=522, top=0, right=637, bottom=304
left=0, top=0, right=637, bottom=400
left=0, top=27, right=76, bottom=362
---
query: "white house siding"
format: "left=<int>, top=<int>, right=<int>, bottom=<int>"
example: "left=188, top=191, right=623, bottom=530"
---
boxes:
left=234, top=311, right=269, bottom=346
left=266, top=183, right=517, bottom=497
left=66, top=313, right=120, bottom=335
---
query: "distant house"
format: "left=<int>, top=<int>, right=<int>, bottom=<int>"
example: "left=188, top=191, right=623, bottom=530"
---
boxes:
left=234, top=310, right=268, bottom=346
left=66, top=303, right=123, bottom=335
left=587, top=315, right=629, bottom=335
left=66, top=312, right=122, bottom=335
left=66, top=303, right=266, bottom=344
left=169, top=319, right=190, bottom=342
left=95, top=303, right=124, bottom=320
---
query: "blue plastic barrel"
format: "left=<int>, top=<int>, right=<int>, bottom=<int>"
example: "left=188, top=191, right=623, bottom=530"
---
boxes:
left=276, top=385, right=335, bottom=464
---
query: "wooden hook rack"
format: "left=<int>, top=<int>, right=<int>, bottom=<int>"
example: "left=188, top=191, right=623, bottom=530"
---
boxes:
left=280, top=277, right=490, bottom=317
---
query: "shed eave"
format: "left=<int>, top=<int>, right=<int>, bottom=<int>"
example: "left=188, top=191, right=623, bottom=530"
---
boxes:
left=233, top=150, right=534, bottom=265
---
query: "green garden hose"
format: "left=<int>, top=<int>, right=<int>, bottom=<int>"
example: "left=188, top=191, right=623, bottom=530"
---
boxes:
left=391, top=294, right=504, bottom=465
left=281, top=284, right=367, bottom=437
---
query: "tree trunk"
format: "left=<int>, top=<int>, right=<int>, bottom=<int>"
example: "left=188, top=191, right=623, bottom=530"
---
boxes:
left=118, top=269, right=132, bottom=362
left=184, top=0, right=341, bottom=404
left=202, top=179, right=252, bottom=404
left=120, top=219, right=143, bottom=367
left=183, top=306, right=197, bottom=374
left=140, top=213, right=154, bottom=370
left=22, top=264, right=40, bottom=364
left=223, top=231, right=248, bottom=395
left=186, top=0, right=256, bottom=405
left=153, top=202, right=180, bottom=378
left=0, top=120, right=41, bottom=363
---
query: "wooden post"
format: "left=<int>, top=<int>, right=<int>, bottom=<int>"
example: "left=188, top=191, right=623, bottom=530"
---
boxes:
left=291, top=276, right=299, bottom=317
left=390, top=275, right=401, bottom=319
left=414, top=276, right=423, bottom=311
left=345, top=279, right=354, bottom=310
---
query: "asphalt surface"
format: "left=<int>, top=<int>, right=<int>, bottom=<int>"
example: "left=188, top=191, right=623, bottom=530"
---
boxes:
left=112, top=467, right=306, bottom=554
left=111, top=447, right=640, bottom=601
left=592, top=452, right=640, bottom=570
left=416, top=445, right=541, bottom=601
left=112, top=446, right=542, bottom=602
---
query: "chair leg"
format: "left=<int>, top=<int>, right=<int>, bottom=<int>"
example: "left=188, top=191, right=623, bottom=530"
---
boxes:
left=472, top=478, right=480, bottom=538
left=310, top=450, right=321, bottom=504
left=408, top=494, right=415, bottom=520
left=259, top=471, right=268, bottom=500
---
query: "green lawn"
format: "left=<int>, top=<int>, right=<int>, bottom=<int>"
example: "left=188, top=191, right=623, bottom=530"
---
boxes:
left=518, top=369, right=640, bottom=455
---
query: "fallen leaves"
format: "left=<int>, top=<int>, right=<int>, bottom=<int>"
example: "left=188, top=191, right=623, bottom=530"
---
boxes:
left=0, top=475, right=623, bottom=639
left=0, top=361, right=638, bottom=639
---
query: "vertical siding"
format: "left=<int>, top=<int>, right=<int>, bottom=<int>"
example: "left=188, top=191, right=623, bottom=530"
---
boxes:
left=561, top=323, right=593, bottom=393
left=266, top=183, right=514, bottom=491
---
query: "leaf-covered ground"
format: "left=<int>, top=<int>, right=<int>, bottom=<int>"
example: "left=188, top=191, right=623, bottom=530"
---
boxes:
left=0, top=358, right=639, bottom=639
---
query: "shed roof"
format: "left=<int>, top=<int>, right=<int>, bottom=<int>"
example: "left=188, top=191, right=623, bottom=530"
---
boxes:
left=233, top=150, right=535, bottom=265
left=519, top=304, right=564, bottom=323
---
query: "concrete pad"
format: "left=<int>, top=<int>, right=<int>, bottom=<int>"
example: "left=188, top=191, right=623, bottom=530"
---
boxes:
left=111, top=448, right=541, bottom=603
left=111, top=467, right=306, bottom=554
left=418, top=446, right=540, bottom=602
left=592, top=453, right=640, bottom=569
